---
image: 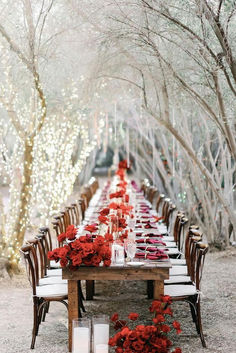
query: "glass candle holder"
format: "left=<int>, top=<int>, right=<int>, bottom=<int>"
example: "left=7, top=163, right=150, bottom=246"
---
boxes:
left=93, top=315, right=109, bottom=353
left=111, top=240, right=124, bottom=265
left=72, top=318, right=91, bottom=353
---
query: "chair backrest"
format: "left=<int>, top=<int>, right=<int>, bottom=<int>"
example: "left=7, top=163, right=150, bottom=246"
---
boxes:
left=165, top=203, right=176, bottom=229
left=78, top=197, right=86, bottom=220
left=20, top=244, right=39, bottom=295
left=36, top=233, right=51, bottom=275
left=185, top=228, right=203, bottom=278
left=195, top=243, right=208, bottom=289
left=71, top=203, right=80, bottom=225
left=177, top=216, right=189, bottom=251
left=147, top=186, right=157, bottom=204
left=39, top=227, right=52, bottom=252
left=53, top=215, right=65, bottom=233
left=156, top=193, right=165, bottom=213
left=51, top=220, right=63, bottom=247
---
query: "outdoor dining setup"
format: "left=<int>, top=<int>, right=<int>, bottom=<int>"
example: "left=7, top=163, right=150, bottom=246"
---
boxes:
left=20, top=160, right=208, bottom=353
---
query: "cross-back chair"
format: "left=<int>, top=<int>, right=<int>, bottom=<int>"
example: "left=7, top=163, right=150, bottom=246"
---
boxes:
left=20, top=244, right=68, bottom=349
left=164, top=242, right=209, bottom=347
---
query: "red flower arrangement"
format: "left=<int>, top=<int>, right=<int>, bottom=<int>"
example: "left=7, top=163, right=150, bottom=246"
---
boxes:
left=48, top=226, right=111, bottom=269
left=118, top=159, right=129, bottom=169
left=109, top=295, right=182, bottom=353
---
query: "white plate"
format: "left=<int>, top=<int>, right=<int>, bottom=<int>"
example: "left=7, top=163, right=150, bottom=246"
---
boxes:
left=126, top=262, right=144, bottom=266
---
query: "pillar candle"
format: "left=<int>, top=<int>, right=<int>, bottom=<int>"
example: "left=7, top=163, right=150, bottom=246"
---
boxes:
left=93, top=323, right=109, bottom=349
left=95, top=344, right=109, bottom=353
left=73, top=327, right=90, bottom=353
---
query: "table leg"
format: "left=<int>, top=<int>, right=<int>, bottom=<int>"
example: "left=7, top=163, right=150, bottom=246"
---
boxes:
left=86, top=280, right=94, bottom=300
left=147, top=280, right=154, bottom=299
left=68, top=280, right=80, bottom=352
left=153, top=280, right=164, bottom=299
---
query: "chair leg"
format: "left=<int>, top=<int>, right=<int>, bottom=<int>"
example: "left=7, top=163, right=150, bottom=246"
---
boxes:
left=31, top=302, right=38, bottom=349
left=42, top=302, right=49, bottom=322
left=196, top=300, right=207, bottom=348
left=189, top=301, right=197, bottom=323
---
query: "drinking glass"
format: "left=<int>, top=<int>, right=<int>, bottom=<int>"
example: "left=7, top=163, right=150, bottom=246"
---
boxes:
left=126, top=239, right=136, bottom=262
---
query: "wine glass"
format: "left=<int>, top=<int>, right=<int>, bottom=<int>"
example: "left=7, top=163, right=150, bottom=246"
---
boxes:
left=126, top=240, right=136, bottom=262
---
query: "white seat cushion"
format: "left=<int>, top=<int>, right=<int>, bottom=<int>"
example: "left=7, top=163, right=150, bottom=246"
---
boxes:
left=36, top=283, right=68, bottom=298
left=165, top=242, right=178, bottom=248
left=169, top=266, right=188, bottom=276
left=47, top=268, right=62, bottom=276
left=50, top=260, right=61, bottom=268
left=162, top=236, right=175, bottom=242
left=166, top=248, right=181, bottom=255
left=164, top=284, right=197, bottom=297
left=39, top=277, right=67, bottom=286
left=165, top=275, right=191, bottom=284
left=170, top=258, right=186, bottom=265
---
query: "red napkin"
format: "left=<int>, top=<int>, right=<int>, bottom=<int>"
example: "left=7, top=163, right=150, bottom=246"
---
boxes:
left=135, top=252, right=168, bottom=260
left=146, top=239, right=166, bottom=246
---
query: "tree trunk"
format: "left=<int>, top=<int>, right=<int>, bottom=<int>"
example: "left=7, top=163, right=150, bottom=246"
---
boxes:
left=7, top=137, right=34, bottom=269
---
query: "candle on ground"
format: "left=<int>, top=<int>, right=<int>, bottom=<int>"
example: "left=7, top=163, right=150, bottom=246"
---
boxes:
left=73, top=327, right=90, bottom=353
left=93, top=323, right=109, bottom=350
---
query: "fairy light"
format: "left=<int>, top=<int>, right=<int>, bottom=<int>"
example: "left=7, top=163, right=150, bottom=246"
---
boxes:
left=0, top=47, right=103, bottom=264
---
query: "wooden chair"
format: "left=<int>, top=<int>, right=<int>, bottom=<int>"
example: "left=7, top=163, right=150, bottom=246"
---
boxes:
left=164, top=242, right=209, bottom=347
left=20, top=244, right=68, bottom=349
left=156, top=193, right=165, bottom=214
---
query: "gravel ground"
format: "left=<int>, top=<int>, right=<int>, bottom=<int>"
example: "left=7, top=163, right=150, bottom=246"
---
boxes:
left=0, top=248, right=235, bottom=353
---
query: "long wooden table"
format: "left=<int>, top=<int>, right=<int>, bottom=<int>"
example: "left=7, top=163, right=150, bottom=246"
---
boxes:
left=63, top=261, right=171, bottom=352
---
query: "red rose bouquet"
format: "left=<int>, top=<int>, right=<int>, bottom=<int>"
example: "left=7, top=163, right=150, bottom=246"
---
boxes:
left=109, top=295, right=182, bottom=353
left=48, top=227, right=111, bottom=269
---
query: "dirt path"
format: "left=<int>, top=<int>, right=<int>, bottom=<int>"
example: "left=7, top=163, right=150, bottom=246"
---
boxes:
left=0, top=248, right=235, bottom=353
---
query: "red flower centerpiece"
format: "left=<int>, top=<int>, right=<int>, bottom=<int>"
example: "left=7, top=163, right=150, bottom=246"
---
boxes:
left=109, top=295, right=182, bottom=353
left=48, top=225, right=111, bottom=269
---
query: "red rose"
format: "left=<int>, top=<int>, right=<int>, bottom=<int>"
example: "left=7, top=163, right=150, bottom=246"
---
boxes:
left=172, top=320, right=182, bottom=334
left=172, top=348, right=182, bottom=353
left=103, top=259, right=111, bottom=267
left=58, top=247, right=69, bottom=258
left=132, top=340, right=144, bottom=352
left=105, top=233, right=113, bottom=242
left=153, top=314, right=165, bottom=324
left=100, top=207, right=110, bottom=216
left=98, top=215, right=108, bottom=224
left=72, top=254, right=82, bottom=267
left=128, top=313, right=139, bottom=321
left=121, top=327, right=130, bottom=336
left=160, top=324, right=171, bottom=333
left=109, top=202, right=119, bottom=210
left=118, top=160, right=128, bottom=169
left=161, top=295, right=172, bottom=304
left=163, top=307, right=173, bottom=316
left=47, top=249, right=59, bottom=261
left=115, top=347, right=124, bottom=353
left=111, top=313, right=119, bottom=322
left=84, top=224, right=98, bottom=233
left=82, top=243, right=95, bottom=257
left=58, top=232, right=66, bottom=243
left=60, top=258, right=68, bottom=267
left=114, top=320, right=127, bottom=330
left=82, top=256, right=93, bottom=266
left=71, top=239, right=83, bottom=250
left=66, top=225, right=77, bottom=240
left=91, top=254, right=102, bottom=267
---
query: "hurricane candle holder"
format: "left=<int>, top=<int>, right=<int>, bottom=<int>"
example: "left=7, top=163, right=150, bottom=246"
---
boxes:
left=72, top=318, right=91, bottom=353
left=93, top=315, right=109, bottom=353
